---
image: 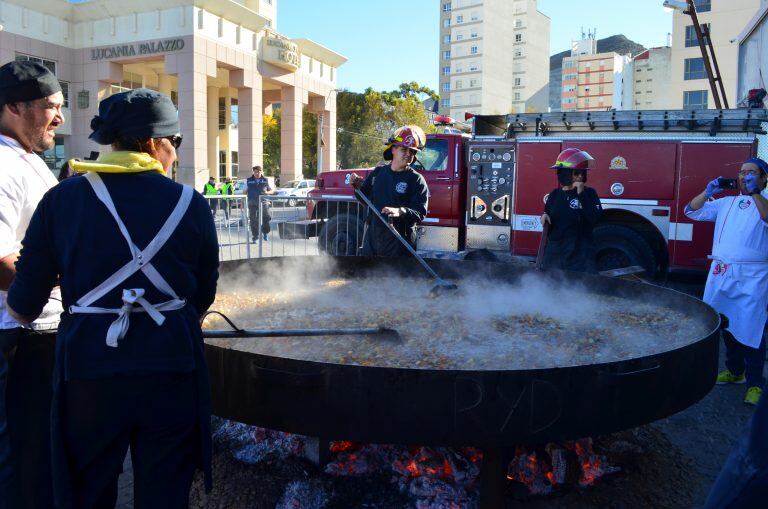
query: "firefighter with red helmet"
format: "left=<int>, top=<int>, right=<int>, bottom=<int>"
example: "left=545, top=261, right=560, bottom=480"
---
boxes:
left=540, top=148, right=603, bottom=272
left=349, top=125, right=429, bottom=257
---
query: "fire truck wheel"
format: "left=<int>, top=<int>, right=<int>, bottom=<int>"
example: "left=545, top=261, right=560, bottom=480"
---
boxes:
left=593, top=224, right=656, bottom=278
left=318, top=213, right=365, bottom=256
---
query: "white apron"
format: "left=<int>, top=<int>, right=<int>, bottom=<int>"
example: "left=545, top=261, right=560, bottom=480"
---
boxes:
left=703, top=257, right=768, bottom=348
left=69, top=172, right=193, bottom=346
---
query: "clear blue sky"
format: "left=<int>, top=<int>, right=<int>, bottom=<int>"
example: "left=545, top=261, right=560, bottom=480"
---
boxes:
left=278, top=0, right=674, bottom=94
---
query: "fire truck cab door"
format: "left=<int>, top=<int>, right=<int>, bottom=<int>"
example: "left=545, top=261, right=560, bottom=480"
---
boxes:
left=413, top=136, right=457, bottom=226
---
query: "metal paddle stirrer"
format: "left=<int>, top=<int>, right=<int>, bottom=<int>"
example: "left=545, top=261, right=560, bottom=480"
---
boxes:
left=201, top=310, right=402, bottom=342
left=354, top=188, right=458, bottom=297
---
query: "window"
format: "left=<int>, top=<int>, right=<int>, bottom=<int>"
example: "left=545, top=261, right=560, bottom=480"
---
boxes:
left=470, top=46, right=478, bottom=55
left=442, top=3, right=451, bottom=11
left=514, top=77, right=521, bottom=86
left=443, top=19, right=450, bottom=27
left=230, top=98, right=238, bottom=128
left=441, top=82, right=450, bottom=92
left=470, top=11, right=479, bottom=21
left=109, top=72, right=142, bottom=95
left=455, top=64, right=463, bottom=73
left=469, top=63, right=479, bottom=71
left=685, top=24, right=710, bottom=47
left=514, top=92, right=521, bottom=101
left=443, top=51, right=451, bottom=60
left=441, top=98, right=450, bottom=108
left=218, top=97, right=226, bottom=129
left=231, top=151, right=238, bottom=175
left=456, top=33, right=463, bottom=41
left=562, top=73, right=577, bottom=81
left=470, top=78, right=478, bottom=87
left=219, top=151, right=227, bottom=179
left=456, top=80, right=463, bottom=89
left=514, top=49, right=522, bottom=58
left=442, top=66, right=450, bottom=76
left=443, top=34, right=450, bottom=44
left=456, top=15, right=464, bottom=23
left=42, top=136, right=66, bottom=171
left=683, top=90, right=708, bottom=109
left=564, top=61, right=575, bottom=68
left=411, top=138, right=449, bottom=173
left=684, top=58, right=707, bottom=80
left=514, top=19, right=522, bottom=28
left=470, top=30, right=478, bottom=38
left=515, top=34, right=522, bottom=43
left=693, top=0, right=711, bottom=13
left=15, top=54, right=56, bottom=75
left=59, top=81, right=69, bottom=108
left=599, top=60, right=605, bottom=66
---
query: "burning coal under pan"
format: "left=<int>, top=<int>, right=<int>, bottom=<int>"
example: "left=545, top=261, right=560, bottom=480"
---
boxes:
left=203, top=256, right=720, bottom=507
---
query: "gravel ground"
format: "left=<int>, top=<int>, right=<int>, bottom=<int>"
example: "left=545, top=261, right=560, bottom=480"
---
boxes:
left=114, top=275, right=763, bottom=508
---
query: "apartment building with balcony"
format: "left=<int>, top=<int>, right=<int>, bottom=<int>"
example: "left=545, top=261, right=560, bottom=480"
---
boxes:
left=438, top=0, right=550, bottom=119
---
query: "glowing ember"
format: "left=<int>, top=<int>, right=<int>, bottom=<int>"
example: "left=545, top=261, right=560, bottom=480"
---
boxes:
left=215, top=420, right=621, bottom=506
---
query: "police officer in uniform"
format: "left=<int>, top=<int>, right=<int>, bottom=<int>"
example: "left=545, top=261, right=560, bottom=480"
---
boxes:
left=540, top=148, right=603, bottom=273
left=203, top=176, right=219, bottom=216
left=349, top=125, right=429, bottom=257
left=7, top=89, right=219, bottom=508
left=0, top=60, right=65, bottom=509
left=220, top=177, right=234, bottom=220
left=246, top=166, right=274, bottom=241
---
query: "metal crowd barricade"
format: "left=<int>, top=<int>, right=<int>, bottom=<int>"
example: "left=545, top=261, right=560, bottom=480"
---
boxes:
left=203, top=194, right=251, bottom=261
left=256, top=195, right=366, bottom=258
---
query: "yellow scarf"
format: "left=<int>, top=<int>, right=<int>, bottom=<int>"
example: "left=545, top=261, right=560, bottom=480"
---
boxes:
left=70, top=151, right=166, bottom=175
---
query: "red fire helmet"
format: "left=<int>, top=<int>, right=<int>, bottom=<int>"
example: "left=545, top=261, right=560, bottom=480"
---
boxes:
left=549, top=148, right=596, bottom=171
left=383, top=125, right=427, bottom=160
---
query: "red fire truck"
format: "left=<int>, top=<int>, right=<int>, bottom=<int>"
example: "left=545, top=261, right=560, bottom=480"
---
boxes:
left=300, top=109, right=767, bottom=277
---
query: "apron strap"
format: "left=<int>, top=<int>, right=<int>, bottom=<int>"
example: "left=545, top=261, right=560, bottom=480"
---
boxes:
left=75, top=175, right=193, bottom=307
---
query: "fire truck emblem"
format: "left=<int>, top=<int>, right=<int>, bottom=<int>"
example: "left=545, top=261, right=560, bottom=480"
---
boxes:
left=610, top=183, right=625, bottom=196
left=396, top=182, right=408, bottom=194
left=738, top=198, right=752, bottom=210
left=609, top=156, right=628, bottom=170
left=569, top=198, right=581, bottom=209
left=712, top=261, right=728, bottom=276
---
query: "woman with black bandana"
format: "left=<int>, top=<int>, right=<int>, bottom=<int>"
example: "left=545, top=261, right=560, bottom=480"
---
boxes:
left=540, top=148, right=603, bottom=273
left=7, top=89, right=219, bottom=508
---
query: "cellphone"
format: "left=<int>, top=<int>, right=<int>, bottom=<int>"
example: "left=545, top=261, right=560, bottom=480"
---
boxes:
left=718, top=178, right=738, bottom=190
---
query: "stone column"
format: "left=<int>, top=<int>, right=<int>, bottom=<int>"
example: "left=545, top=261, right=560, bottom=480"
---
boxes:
left=321, top=101, right=337, bottom=173
left=158, top=73, right=174, bottom=97
left=207, top=85, right=220, bottom=179
left=280, top=87, right=304, bottom=183
left=166, top=47, right=210, bottom=188
left=232, top=69, right=263, bottom=179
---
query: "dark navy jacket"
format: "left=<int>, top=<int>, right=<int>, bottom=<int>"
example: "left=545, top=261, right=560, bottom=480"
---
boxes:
left=246, top=176, right=271, bottom=203
left=7, top=172, right=219, bottom=381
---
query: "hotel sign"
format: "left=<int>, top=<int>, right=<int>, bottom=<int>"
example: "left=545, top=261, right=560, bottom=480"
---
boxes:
left=264, top=37, right=299, bottom=72
left=90, top=38, right=185, bottom=61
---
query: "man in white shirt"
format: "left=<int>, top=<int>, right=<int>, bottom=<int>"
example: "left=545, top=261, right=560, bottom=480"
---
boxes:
left=685, top=157, right=768, bottom=407
left=0, top=60, right=65, bottom=508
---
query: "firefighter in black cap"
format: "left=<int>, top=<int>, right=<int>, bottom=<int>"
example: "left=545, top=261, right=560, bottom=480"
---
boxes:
left=7, top=88, right=219, bottom=508
left=0, top=59, right=65, bottom=509
left=349, top=125, right=430, bottom=257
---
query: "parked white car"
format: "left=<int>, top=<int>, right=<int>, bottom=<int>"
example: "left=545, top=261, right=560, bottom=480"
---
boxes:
left=274, top=179, right=316, bottom=207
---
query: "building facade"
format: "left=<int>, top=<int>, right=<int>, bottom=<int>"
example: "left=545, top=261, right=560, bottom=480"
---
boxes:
left=438, top=0, right=550, bottom=119
left=669, top=0, right=760, bottom=109
left=736, top=0, right=768, bottom=108
left=0, top=0, right=346, bottom=188
left=622, top=47, right=673, bottom=110
left=560, top=42, right=630, bottom=112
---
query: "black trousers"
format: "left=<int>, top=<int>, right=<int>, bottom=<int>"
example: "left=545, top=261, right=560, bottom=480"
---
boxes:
left=724, top=330, right=766, bottom=388
left=63, top=373, right=198, bottom=509
left=248, top=202, right=271, bottom=240
left=2, top=328, right=56, bottom=509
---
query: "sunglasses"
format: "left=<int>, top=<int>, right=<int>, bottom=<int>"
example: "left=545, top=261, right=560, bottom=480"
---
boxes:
left=164, top=134, right=183, bottom=149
